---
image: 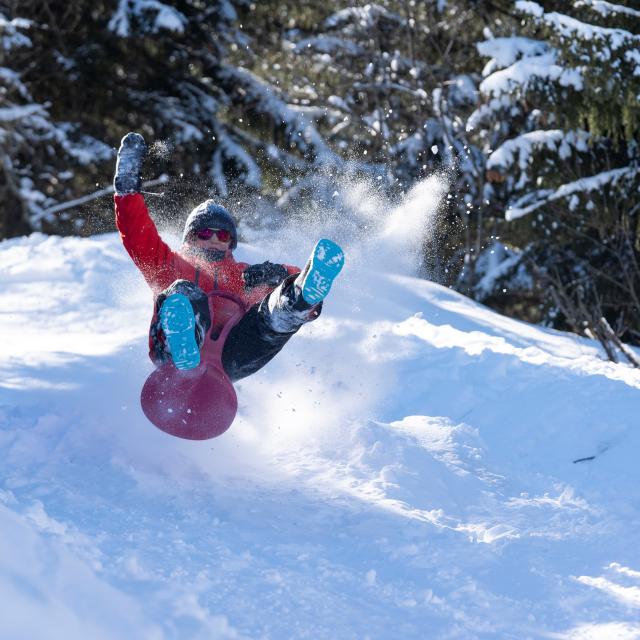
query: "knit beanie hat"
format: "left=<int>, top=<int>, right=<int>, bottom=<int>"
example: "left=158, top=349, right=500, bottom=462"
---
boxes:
left=182, top=200, right=238, bottom=249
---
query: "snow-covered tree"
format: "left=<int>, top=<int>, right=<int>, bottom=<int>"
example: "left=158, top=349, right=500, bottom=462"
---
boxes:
left=470, top=0, right=640, bottom=357
left=243, top=0, right=501, bottom=280
left=0, top=8, right=111, bottom=236
left=0, top=0, right=344, bottom=237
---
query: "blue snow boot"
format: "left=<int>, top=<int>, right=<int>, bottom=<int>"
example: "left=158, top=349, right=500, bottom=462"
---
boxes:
left=159, top=293, right=201, bottom=370
left=296, top=239, right=345, bottom=305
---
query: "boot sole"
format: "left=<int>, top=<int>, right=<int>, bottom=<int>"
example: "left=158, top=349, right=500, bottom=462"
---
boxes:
left=300, top=239, right=345, bottom=305
left=159, top=293, right=200, bottom=370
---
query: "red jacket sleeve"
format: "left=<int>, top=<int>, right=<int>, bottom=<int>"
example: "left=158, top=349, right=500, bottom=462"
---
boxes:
left=114, top=193, right=177, bottom=290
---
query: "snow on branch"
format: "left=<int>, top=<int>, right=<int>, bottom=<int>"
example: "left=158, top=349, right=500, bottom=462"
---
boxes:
left=54, top=124, right=113, bottom=165
left=0, top=66, right=30, bottom=99
left=291, top=36, right=363, bottom=57
left=152, top=94, right=206, bottom=144
left=505, top=165, right=639, bottom=221
left=216, top=1, right=238, bottom=22
left=575, top=0, right=640, bottom=19
left=0, top=12, right=32, bottom=50
left=0, top=14, right=30, bottom=29
left=474, top=242, right=531, bottom=300
left=210, top=128, right=261, bottom=197
left=479, top=53, right=583, bottom=98
left=625, top=48, right=640, bottom=74
left=15, top=113, right=113, bottom=165
left=516, top=1, right=640, bottom=51
left=1, top=65, right=111, bottom=163
left=466, top=95, right=517, bottom=132
left=108, top=0, right=187, bottom=37
left=0, top=103, right=45, bottom=123
left=323, top=4, right=406, bottom=30
left=477, top=37, right=549, bottom=76
left=231, top=126, right=307, bottom=172
left=1, top=62, right=113, bottom=227
left=488, top=129, right=590, bottom=172
left=216, top=64, right=338, bottom=166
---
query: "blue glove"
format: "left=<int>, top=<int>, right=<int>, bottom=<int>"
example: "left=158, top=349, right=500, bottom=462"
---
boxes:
left=114, top=132, right=147, bottom=195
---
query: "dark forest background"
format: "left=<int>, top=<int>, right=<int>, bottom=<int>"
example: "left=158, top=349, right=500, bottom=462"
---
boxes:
left=2, top=0, right=639, bottom=363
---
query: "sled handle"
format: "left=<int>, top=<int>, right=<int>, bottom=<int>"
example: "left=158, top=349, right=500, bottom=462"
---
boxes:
left=205, top=290, right=247, bottom=348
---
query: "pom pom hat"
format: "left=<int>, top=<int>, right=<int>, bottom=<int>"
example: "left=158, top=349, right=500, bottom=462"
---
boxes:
left=182, top=200, right=238, bottom=249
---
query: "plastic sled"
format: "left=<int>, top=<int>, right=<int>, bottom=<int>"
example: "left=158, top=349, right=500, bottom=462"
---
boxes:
left=140, top=291, right=246, bottom=440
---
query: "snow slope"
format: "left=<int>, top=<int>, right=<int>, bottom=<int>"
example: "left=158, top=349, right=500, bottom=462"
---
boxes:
left=1, top=178, right=640, bottom=640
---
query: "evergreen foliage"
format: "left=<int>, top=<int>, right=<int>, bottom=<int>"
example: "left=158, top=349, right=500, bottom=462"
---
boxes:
left=0, top=0, right=334, bottom=235
left=470, top=0, right=640, bottom=357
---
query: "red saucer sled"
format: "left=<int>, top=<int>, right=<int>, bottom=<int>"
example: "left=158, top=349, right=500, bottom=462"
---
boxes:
left=140, top=291, right=247, bottom=440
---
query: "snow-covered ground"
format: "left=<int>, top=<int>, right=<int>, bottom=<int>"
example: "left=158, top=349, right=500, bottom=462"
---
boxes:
left=1, top=178, right=640, bottom=639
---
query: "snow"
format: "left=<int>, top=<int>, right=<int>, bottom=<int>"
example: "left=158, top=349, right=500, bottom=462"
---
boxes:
left=515, top=2, right=544, bottom=19
left=473, top=242, right=531, bottom=300
left=479, top=53, right=584, bottom=97
left=476, top=2, right=640, bottom=99
left=216, top=64, right=337, bottom=167
left=292, top=36, right=363, bottom=57
left=327, top=95, right=351, bottom=112
left=211, top=134, right=261, bottom=197
left=488, top=129, right=590, bottom=171
left=466, top=94, right=514, bottom=131
left=513, top=3, right=640, bottom=77
left=55, top=123, right=114, bottom=166
left=0, top=13, right=32, bottom=50
left=108, top=0, right=187, bottom=37
left=324, top=5, right=405, bottom=30
left=518, top=3, right=640, bottom=51
left=447, top=74, right=477, bottom=106
left=626, top=48, right=640, bottom=76
left=477, top=37, right=548, bottom=76
left=0, top=104, right=45, bottom=122
left=2, top=177, right=640, bottom=638
left=575, top=0, right=640, bottom=19
left=506, top=165, right=639, bottom=220
left=0, top=66, right=30, bottom=100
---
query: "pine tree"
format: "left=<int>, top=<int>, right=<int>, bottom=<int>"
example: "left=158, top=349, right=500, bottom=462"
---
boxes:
left=240, top=0, right=500, bottom=280
left=470, top=0, right=640, bottom=358
left=0, top=0, right=339, bottom=237
left=0, top=6, right=112, bottom=237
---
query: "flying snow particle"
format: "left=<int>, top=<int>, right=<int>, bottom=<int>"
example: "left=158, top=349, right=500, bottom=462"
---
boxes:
left=150, top=140, right=171, bottom=160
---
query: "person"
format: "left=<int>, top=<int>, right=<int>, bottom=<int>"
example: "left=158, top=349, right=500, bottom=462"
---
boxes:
left=113, top=132, right=344, bottom=381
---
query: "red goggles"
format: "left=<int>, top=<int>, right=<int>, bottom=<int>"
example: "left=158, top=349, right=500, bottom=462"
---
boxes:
left=195, top=228, right=232, bottom=242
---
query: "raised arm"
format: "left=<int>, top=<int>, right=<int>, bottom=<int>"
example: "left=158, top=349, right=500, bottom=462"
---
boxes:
left=113, top=133, right=175, bottom=289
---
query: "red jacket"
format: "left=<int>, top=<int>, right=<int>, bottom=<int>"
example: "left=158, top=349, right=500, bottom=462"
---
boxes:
left=114, top=194, right=299, bottom=334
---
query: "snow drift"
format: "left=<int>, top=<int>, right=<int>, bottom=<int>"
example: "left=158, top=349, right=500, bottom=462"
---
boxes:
left=1, top=176, right=640, bottom=639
